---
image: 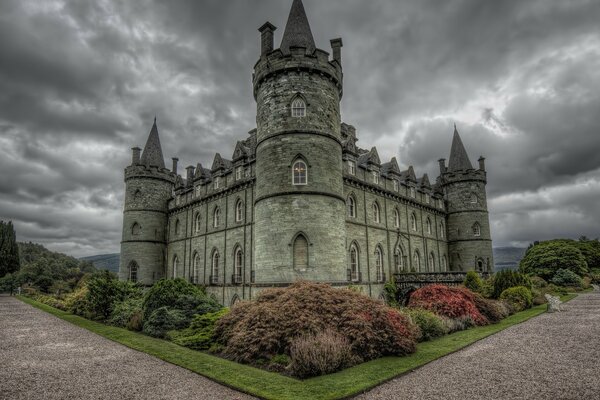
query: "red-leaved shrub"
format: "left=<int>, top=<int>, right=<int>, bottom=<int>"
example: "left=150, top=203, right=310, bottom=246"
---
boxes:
left=408, top=284, right=488, bottom=326
left=213, top=281, right=419, bottom=367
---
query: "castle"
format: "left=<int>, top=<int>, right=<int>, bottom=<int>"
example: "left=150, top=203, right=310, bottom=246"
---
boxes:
left=119, top=0, right=493, bottom=305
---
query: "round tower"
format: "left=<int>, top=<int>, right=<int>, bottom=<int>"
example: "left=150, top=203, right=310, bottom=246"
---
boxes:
left=441, top=126, right=493, bottom=272
left=252, top=0, right=347, bottom=283
left=119, top=119, right=175, bottom=285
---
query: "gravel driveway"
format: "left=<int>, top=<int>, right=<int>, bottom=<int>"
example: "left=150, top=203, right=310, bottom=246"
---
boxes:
left=356, top=291, right=600, bottom=400
left=0, top=295, right=255, bottom=400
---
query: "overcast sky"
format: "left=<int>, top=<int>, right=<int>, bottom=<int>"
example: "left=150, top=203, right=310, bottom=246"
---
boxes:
left=1, top=0, right=599, bottom=258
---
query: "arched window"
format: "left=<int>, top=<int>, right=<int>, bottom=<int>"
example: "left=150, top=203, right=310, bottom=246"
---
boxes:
left=172, top=256, right=179, bottom=278
left=394, top=247, right=404, bottom=272
left=349, top=244, right=359, bottom=282
left=375, top=247, right=384, bottom=282
left=426, top=218, right=432, bottom=235
left=477, top=259, right=484, bottom=271
left=235, top=200, right=243, bottom=222
left=233, top=247, right=243, bottom=283
left=428, top=252, right=435, bottom=272
left=131, top=222, right=141, bottom=236
left=473, top=222, right=481, bottom=237
left=441, top=255, right=448, bottom=272
left=231, top=294, right=240, bottom=307
left=291, top=98, right=306, bottom=117
left=195, top=213, right=201, bottom=233
left=128, top=261, right=138, bottom=282
left=347, top=195, right=356, bottom=218
left=193, top=252, right=200, bottom=284
left=394, top=209, right=400, bottom=228
left=471, top=193, right=478, bottom=204
left=293, top=234, right=309, bottom=270
left=213, top=207, right=220, bottom=228
left=413, top=251, right=421, bottom=272
left=410, top=213, right=417, bottom=231
left=211, top=250, right=219, bottom=285
left=174, top=219, right=180, bottom=236
left=440, top=222, right=445, bottom=239
left=292, top=160, right=307, bottom=185
left=373, top=202, right=380, bottom=223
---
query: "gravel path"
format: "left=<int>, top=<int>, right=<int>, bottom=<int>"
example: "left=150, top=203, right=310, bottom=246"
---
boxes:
left=356, top=291, right=600, bottom=400
left=0, top=295, right=255, bottom=400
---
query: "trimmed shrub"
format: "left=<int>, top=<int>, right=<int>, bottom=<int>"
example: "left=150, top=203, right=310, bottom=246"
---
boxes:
left=520, top=240, right=588, bottom=280
left=401, top=308, right=448, bottom=341
left=530, top=276, right=548, bottom=289
left=142, top=278, right=219, bottom=320
left=463, top=271, right=483, bottom=293
left=289, top=329, right=356, bottom=378
left=500, top=286, right=533, bottom=312
left=109, top=298, right=144, bottom=329
left=143, top=307, right=189, bottom=338
left=407, top=284, right=488, bottom=326
left=213, top=281, right=418, bottom=366
left=492, top=270, right=532, bottom=299
left=551, top=268, right=582, bottom=288
left=472, top=294, right=509, bottom=323
left=86, top=271, right=141, bottom=320
left=168, top=308, right=229, bottom=350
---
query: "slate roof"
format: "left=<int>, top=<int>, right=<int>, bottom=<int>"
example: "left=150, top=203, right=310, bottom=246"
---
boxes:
left=448, top=125, right=473, bottom=172
left=140, top=118, right=165, bottom=169
left=280, top=0, right=316, bottom=54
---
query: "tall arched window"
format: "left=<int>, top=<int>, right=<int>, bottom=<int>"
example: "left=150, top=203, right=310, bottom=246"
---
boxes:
left=349, top=244, right=359, bottom=282
left=394, top=209, right=400, bottom=228
left=413, top=251, right=420, bottom=272
left=394, top=247, right=404, bottom=272
left=291, top=98, right=306, bottom=117
left=235, top=200, right=243, bottom=222
left=128, top=261, right=138, bottom=282
left=174, top=219, right=180, bottom=236
left=213, top=207, right=220, bottom=228
left=441, top=255, right=448, bottom=272
left=473, top=222, right=481, bottom=237
left=233, top=247, right=243, bottom=283
left=373, top=202, right=380, bottom=223
left=193, top=252, right=200, bottom=284
left=131, top=222, right=141, bottom=236
left=292, top=160, right=307, bottom=185
left=375, top=247, right=384, bottom=282
left=440, top=222, right=445, bottom=239
left=347, top=196, right=356, bottom=218
left=195, top=213, right=201, bottom=233
left=172, top=256, right=179, bottom=278
left=211, top=250, right=219, bottom=285
left=410, top=213, right=417, bottom=231
left=428, top=252, right=435, bottom=272
left=426, top=218, right=432, bottom=235
left=293, top=234, right=309, bottom=270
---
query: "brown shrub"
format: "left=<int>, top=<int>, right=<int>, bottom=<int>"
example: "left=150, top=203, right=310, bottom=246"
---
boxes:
left=472, top=293, right=509, bottom=323
left=213, top=281, right=418, bottom=365
left=126, top=310, right=143, bottom=331
left=289, top=329, right=356, bottom=378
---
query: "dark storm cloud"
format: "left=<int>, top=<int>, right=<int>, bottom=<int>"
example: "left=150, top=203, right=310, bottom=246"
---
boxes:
left=0, top=0, right=599, bottom=256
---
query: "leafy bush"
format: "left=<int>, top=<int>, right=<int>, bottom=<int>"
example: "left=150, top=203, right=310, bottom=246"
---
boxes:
left=520, top=241, right=588, bottom=280
left=86, top=270, right=141, bottom=320
left=289, top=329, right=356, bottom=378
left=109, top=298, right=144, bottom=329
left=142, top=278, right=219, bottom=320
left=530, top=276, right=548, bottom=289
left=407, top=284, right=488, bottom=326
left=463, top=271, right=483, bottom=293
left=168, top=308, right=229, bottom=350
left=143, top=307, right=189, bottom=338
left=213, top=281, right=418, bottom=366
left=401, top=308, right=448, bottom=341
left=500, top=286, right=533, bottom=312
left=472, top=294, right=509, bottom=323
left=551, top=268, right=582, bottom=288
left=492, top=270, right=532, bottom=299
left=383, top=278, right=399, bottom=307
left=63, top=285, right=92, bottom=318
left=34, top=294, right=66, bottom=310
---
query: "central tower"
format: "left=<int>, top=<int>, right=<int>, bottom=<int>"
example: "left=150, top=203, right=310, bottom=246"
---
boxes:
left=253, top=0, right=347, bottom=283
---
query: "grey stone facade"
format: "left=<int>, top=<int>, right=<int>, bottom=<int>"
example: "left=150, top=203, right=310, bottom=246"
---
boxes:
left=119, top=0, right=494, bottom=305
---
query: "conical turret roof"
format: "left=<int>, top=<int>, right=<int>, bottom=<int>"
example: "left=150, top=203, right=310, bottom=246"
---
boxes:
left=448, top=125, right=473, bottom=172
left=140, top=118, right=165, bottom=169
left=280, top=0, right=315, bottom=54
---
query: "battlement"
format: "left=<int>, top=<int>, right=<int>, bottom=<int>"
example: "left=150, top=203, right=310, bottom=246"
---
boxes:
left=441, top=169, right=487, bottom=185
left=124, top=164, right=176, bottom=183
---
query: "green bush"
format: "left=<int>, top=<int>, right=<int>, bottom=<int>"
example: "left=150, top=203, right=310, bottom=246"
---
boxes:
left=492, top=270, right=532, bottom=299
left=168, top=308, right=229, bottom=350
left=499, top=286, right=533, bottom=312
left=86, top=270, right=141, bottom=320
left=551, top=268, right=583, bottom=288
left=401, top=308, right=448, bottom=341
left=520, top=240, right=588, bottom=280
left=34, top=294, right=66, bottom=310
left=383, top=278, right=399, bottom=307
left=109, top=298, right=144, bottom=329
left=143, top=307, right=189, bottom=338
left=142, top=278, right=218, bottom=320
left=530, top=276, right=548, bottom=289
left=463, top=271, right=483, bottom=293
left=63, top=285, right=92, bottom=318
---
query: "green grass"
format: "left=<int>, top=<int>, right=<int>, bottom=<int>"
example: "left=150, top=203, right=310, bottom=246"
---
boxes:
left=17, top=294, right=577, bottom=400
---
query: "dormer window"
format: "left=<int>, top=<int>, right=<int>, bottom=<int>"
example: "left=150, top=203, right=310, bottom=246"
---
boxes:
left=291, top=98, right=306, bottom=117
left=425, top=194, right=430, bottom=204
left=214, top=177, right=220, bottom=190
left=372, top=171, right=379, bottom=185
left=410, top=187, right=416, bottom=198
left=393, top=180, right=399, bottom=192
left=348, top=160, right=356, bottom=176
left=235, top=166, right=243, bottom=181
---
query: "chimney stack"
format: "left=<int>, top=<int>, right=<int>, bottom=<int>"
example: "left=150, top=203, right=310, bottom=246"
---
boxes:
left=131, top=147, right=141, bottom=165
left=330, top=38, right=343, bottom=64
left=258, top=22, right=276, bottom=56
left=172, top=157, right=179, bottom=175
left=186, top=166, right=195, bottom=186
left=438, top=158, right=446, bottom=175
left=478, top=156, right=486, bottom=171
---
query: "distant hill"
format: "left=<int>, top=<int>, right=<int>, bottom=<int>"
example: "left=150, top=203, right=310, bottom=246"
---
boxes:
left=80, top=253, right=120, bottom=274
left=493, top=247, right=527, bottom=271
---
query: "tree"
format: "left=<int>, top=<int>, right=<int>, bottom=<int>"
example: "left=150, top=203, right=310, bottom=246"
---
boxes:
left=519, top=240, right=588, bottom=280
left=0, top=221, right=20, bottom=278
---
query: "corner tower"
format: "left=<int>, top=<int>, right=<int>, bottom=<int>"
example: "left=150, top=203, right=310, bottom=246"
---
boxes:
left=119, top=119, right=175, bottom=284
left=440, top=126, right=493, bottom=272
left=253, top=0, right=347, bottom=282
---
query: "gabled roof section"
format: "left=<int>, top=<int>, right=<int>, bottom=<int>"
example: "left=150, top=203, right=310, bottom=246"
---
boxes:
left=194, top=163, right=212, bottom=180
left=358, top=147, right=381, bottom=167
left=419, top=173, right=431, bottom=188
left=381, top=157, right=400, bottom=176
left=399, top=166, right=417, bottom=182
left=140, top=118, right=165, bottom=168
left=280, top=0, right=316, bottom=55
left=211, top=153, right=232, bottom=172
left=232, top=141, right=250, bottom=161
left=448, top=125, right=473, bottom=172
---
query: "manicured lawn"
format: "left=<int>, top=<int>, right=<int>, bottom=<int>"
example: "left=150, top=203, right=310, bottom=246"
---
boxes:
left=18, top=294, right=576, bottom=400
